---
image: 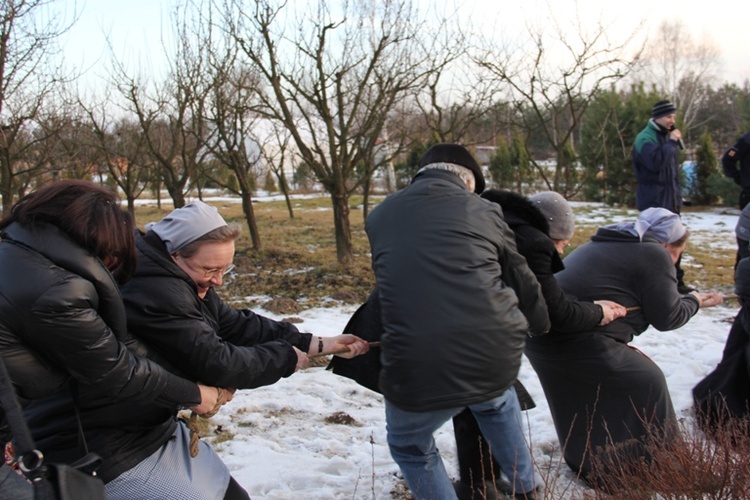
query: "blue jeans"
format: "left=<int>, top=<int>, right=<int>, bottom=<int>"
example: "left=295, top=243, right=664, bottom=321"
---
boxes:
left=0, top=463, right=32, bottom=500
left=385, top=386, right=537, bottom=499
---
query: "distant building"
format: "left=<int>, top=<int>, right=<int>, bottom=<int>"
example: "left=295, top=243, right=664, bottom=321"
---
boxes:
left=473, top=145, right=497, bottom=166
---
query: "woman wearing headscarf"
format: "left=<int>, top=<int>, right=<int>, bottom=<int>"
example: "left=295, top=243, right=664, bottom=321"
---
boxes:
left=524, top=207, right=722, bottom=483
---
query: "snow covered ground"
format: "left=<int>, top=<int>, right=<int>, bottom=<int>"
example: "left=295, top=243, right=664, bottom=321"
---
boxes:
left=197, top=201, right=742, bottom=499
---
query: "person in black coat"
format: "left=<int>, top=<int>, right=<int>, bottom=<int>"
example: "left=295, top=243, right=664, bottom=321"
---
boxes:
left=97, top=200, right=369, bottom=499
left=733, top=203, right=750, bottom=268
left=366, top=144, right=550, bottom=499
left=722, top=131, right=750, bottom=209
left=452, top=190, right=627, bottom=498
left=0, top=181, right=220, bottom=499
left=693, top=256, right=750, bottom=432
left=525, top=208, right=722, bottom=485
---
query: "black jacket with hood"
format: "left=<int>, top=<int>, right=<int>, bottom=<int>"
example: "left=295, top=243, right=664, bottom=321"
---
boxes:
left=365, top=169, right=550, bottom=412
left=480, top=189, right=603, bottom=332
left=119, top=230, right=312, bottom=389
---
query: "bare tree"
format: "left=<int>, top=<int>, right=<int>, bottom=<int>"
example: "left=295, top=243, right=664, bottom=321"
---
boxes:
left=414, top=58, right=495, bottom=144
left=224, top=0, right=449, bottom=265
left=36, top=102, right=98, bottom=180
left=475, top=6, right=642, bottom=196
left=255, top=120, right=296, bottom=219
left=0, top=0, right=78, bottom=211
left=174, top=0, right=272, bottom=248
left=79, top=92, right=150, bottom=216
left=108, top=24, right=209, bottom=209
left=202, top=62, right=266, bottom=248
left=634, top=20, right=721, bottom=134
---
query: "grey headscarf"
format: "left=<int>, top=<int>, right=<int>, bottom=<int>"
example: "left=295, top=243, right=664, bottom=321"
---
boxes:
left=146, top=200, right=228, bottom=254
left=605, top=207, right=687, bottom=244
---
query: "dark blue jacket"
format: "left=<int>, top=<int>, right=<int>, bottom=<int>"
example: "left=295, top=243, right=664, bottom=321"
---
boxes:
left=632, top=119, right=682, bottom=213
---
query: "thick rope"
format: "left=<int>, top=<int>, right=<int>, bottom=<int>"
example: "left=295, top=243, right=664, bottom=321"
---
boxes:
left=187, top=387, right=230, bottom=458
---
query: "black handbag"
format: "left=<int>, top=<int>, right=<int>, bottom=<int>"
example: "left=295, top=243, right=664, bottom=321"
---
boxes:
left=0, top=356, right=105, bottom=500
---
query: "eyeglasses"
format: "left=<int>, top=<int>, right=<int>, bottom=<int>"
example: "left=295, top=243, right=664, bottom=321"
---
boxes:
left=177, top=255, right=235, bottom=278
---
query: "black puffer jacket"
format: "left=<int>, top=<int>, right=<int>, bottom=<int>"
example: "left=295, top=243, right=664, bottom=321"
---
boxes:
left=0, top=222, right=199, bottom=479
left=22, top=226, right=315, bottom=483
left=480, top=190, right=603, bottom=332
left=366, top=169, right=549, bottom=412
left=119, top=230, right=312, bottom=389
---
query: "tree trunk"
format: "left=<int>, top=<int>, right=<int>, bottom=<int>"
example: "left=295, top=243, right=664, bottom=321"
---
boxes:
left=277, top=170, right=294, bottom=219
left=362, top=175, right=371, bottom=220
left=241, top=192, right=262, bottom=250
left=166, top=184, right=186, bottom=208
left=127, top=196, right=136, bottom=219
left=0, top=154, right=12, bottom=214
left=331, top=191, right=354, bottom=266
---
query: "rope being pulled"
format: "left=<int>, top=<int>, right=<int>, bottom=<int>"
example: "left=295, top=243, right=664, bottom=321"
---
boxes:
left=308, top=340, right=381, bottom=359
left=187, top=387, right=232, bottom=458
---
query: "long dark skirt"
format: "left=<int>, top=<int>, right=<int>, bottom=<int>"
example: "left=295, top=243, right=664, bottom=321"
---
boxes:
left=524, top=334, right=677, bottom=479
left=693, top=307, right=750, bottom=431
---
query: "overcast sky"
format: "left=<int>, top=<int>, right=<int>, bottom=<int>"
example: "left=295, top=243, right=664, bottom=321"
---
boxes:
left=57, top=0, right=750, bottom=89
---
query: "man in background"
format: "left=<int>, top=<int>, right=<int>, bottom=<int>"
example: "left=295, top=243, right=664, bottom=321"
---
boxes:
left=633, top=99, right=693, bottom=293
left=722, top=131, right=750, bottom=209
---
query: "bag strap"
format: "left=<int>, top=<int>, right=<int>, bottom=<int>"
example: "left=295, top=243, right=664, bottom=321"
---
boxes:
left=66, top=380, right=102, bottom=475
left=68, top=379, right=89, bottom=455
left=0, top=354, right=46, bottom=480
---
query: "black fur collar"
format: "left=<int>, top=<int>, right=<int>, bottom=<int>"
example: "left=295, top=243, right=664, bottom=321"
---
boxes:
left=480, top=189, right=551, bottom=236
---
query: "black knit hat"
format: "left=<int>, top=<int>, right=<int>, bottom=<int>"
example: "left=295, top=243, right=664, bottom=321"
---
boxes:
left=652, top=100, right=677, bottom=119
left=419, top=143, right=485, bottom=194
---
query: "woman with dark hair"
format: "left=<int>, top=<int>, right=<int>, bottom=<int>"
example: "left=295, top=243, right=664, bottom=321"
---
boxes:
left=0, top=180, right=220, bottom=498
left=525, top=207, right=722, bottom=483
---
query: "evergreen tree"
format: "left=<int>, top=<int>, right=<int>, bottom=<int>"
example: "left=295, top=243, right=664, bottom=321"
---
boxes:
left=487, top=137, right=512, bottom=189
left=394, top=140, right=432, bottom=189
left=293, top=162, right=314, bottom=191
left=263, top=170, right=277, bottom=193
left=692, top=129, right=718, bottom=205
left=579, top=84, right=662, bottom=206
left=510, top=129, right=532, bottom=194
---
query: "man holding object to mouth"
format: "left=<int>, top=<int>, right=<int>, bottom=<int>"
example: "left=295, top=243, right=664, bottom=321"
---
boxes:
left=633, top=99, right=693, bottom=293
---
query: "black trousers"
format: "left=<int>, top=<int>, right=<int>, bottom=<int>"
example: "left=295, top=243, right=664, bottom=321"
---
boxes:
left=224, top=477, right=250, bottom=500
left=675, top=253, right=686, bottom=288
left=453, top=408, right=500, bottom=485
left=739, top=189, right=750, bottom=210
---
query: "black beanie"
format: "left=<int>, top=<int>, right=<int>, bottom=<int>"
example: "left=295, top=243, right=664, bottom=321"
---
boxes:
left=652, top=100, right=677, bottom=119
left=418, top=143, right=485, bottom=194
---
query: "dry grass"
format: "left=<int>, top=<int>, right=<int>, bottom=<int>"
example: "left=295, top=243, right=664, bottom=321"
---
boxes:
left=584, top=417, right=750, bottom=499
